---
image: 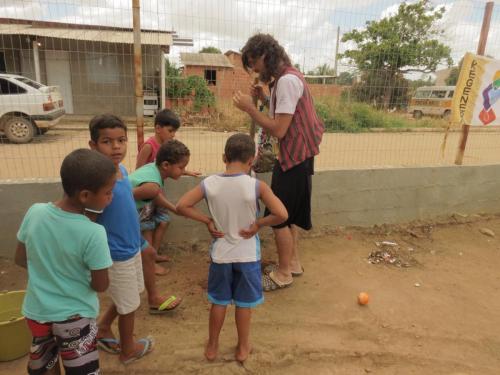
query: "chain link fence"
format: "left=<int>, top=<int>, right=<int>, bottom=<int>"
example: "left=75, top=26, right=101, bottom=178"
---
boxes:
left=1, top=0, right=499, bottom=179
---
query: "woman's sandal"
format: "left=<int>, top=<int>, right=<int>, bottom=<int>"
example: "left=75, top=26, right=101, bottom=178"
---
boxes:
left=263, top=263, right=304, bottom=277
left=262, top=271, right=293, bottom=292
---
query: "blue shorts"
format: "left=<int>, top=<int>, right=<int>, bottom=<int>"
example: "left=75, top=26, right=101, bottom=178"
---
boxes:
left=138, top=203, right=171, bottom=231
left=208, top=261, right=263, bottom=308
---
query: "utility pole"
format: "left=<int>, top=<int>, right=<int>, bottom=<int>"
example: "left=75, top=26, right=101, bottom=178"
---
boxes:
left=132, top=0, right=144, bottom=149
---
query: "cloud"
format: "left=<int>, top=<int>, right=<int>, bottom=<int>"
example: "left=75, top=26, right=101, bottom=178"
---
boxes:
left=2, top=0, right=499, bottom=75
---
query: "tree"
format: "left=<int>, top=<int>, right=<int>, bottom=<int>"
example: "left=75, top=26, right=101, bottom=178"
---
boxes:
left=199, top=46, right=222, bottom=54
left=445, top=58, right=464, bottom=86
left=314, top=63, right=335, bottom=76
left=337, top=71, right=355, bottom=86
left=341, top=0, right=452, bottom=108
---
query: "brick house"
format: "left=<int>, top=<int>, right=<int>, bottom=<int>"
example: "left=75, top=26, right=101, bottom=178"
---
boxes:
left=180, top=50, right=344, bottom=103
left=180, top=50, right=254, bottom=101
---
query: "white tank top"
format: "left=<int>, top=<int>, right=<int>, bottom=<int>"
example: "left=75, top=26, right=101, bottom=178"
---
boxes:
left=201, top=173, right=260, bottom=263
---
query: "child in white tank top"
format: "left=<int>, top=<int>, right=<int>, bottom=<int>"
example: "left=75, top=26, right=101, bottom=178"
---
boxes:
left=176, top=133, right=288, bottom=363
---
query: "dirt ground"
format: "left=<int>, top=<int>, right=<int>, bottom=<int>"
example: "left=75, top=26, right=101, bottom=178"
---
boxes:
left=1, top=216, right=500, bottom=374
left=2, top=125, right=500, bottom=179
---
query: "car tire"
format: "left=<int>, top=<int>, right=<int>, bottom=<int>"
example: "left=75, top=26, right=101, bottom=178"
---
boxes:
left=413, top=110, right=423, bottom=119
left=4, top=116, right=36, bottom=144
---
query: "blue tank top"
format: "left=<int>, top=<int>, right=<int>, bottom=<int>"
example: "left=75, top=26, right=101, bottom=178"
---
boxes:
left=98, top=165, right=145, bottom=261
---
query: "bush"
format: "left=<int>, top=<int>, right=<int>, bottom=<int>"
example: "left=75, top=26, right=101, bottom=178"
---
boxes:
left=314, top=98, right=445, bottom=132
left=166, top=75, right=215, bottom=111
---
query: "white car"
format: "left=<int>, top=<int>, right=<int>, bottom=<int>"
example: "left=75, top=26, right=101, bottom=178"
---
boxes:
left=0, top=74, right=65, bottom=143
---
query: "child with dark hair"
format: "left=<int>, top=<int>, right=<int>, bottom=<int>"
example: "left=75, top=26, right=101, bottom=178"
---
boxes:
left=15, top=148, right=115, bottom=375
left=176, top=133, right=288, bottom=362
left=136, top=109, right=199, bottom=275
left=129, top=139, right=190, bottom=313
left=136, top=109, right=181, bottom=168
left=89, top=114, right=160, bottom=364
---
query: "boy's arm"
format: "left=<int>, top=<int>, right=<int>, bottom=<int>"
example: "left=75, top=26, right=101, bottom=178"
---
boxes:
left=133, top=182, right=177, bottom=213
left=136, top=144, right=152, bottom=169
left=176, top=185, right=224, bottom=238
left=239, top=181, right=288, bottom=239
left=133, top=182, right=161, bottom=201
left=90, top=269, right=109, bottom=293
left=183, top=170, right=202, bottom=177
left=14, top=241, right=27, bottom=268
left=154, top=190, right=177, bottom=214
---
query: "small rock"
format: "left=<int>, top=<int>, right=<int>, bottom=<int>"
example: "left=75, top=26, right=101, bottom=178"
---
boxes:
left=414, top=283, right=421, bottom=287
left=430, top=250, right=436, bottom=255
left=365, top=369, right=372, bottom=373
left=479, top=228, right=495, bottom=237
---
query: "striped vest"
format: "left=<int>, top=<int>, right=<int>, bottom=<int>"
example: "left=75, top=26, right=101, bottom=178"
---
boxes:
left=270, top=66, right=324, bottom=171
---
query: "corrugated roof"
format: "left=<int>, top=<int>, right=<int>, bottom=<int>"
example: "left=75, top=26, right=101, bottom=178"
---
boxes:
left=0, top=24, right=172, bottom=46
left=180, top=53, right=233, bottom=68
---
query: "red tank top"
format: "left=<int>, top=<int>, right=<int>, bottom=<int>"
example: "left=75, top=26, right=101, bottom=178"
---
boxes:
left=142, top=136, right=161, bottom=163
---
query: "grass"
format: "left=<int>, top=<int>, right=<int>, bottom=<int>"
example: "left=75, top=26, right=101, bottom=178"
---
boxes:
left=200, top=97, right=448, bottom=133
left=315, top=97, right=448, bottom=133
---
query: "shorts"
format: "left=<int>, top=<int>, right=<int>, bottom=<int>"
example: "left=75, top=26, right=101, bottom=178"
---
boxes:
left=26, top=316, right=99, bottom=375
left=207, top=261, right=263, bottom=308
left=265, top=157, right=314, bottom=230
left=138, top=202, right=171, bottom=231
left=108, top=252, right=145, bottom=315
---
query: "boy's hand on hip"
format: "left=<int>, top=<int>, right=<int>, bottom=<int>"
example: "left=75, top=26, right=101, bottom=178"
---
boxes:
left=207, top=219, right=224, bottom=238
left=239, top=222, right=260, bottom=239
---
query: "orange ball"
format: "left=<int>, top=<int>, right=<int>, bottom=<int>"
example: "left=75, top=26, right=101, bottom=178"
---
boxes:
left=358, top=292, right=369, bottom=305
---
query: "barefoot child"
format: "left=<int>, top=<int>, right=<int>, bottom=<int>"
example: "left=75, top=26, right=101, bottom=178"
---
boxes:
left=136, top=109, right=199, bottom=275
left=15, top=149, right=115, bottom=374
left=88, top=114, right=157, bottom=363
left=129, top=139, right=189, bottom=314
left=176, top=133, right=288, bottom=362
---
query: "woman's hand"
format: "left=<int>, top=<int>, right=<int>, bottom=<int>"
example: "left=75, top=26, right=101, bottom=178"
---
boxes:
left=233, top=91, right=256, bottom=113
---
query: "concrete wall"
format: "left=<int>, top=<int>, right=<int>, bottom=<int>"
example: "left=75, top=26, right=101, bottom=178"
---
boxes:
left=2, top=164, right=500, bottom=258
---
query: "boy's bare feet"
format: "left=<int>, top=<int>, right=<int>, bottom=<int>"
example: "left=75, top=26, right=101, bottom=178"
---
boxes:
left=156, top=254, right=170, bottom=263
left=235, top=343, right=251, bottom=363
left=204, top=341, right=218, bottom=361
left=154, top=263, right=169, bottom=276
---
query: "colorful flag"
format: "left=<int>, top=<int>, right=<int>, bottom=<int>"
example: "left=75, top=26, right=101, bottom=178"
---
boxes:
left=451, top=52, right=500, bottom=126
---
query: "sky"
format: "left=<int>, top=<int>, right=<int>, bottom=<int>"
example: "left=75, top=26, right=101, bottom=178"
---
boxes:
left=1, top=0, right=499, bottom=79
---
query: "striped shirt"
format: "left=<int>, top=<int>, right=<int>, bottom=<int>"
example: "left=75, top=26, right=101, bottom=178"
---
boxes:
left=270, top=66, right=324, bottom=171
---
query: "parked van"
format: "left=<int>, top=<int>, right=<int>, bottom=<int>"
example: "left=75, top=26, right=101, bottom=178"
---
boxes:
left=408, top=86, right=454, bottom=119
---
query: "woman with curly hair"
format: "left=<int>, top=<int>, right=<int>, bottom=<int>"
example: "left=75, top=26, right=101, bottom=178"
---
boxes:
left=233, top=33, right=324, bottom=292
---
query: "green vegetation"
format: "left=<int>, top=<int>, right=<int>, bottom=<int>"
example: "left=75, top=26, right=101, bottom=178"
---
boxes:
left=341, top=0, right=452, bottom=109
left=198, top=46, right=222, bottom=54
left=315, top=97, right=447, bottom=133
left=165, top=60, right=215, bottom=111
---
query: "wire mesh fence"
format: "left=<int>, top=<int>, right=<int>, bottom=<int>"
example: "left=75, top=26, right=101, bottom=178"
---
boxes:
left=0, top=0, right=500, bottom=179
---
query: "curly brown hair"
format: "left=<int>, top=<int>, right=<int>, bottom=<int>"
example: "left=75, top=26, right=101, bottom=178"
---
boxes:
left=241, top=33, right=291, bottom=83
left=156, top=139, right=190, bottom=166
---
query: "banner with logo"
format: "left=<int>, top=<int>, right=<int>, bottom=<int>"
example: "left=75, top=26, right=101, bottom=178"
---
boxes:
left=451, top=52, right=500, bottom=126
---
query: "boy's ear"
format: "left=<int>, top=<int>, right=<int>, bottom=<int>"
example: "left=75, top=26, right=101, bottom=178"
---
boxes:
left=78, top=189, right=91, bottom=205
left=89, top=140, right=97, bottom=150
left=222, top=154, right=227, bottom=163
left=247, top=156, right=255, bottom=166
left=159, top=161, right=170, bottom=170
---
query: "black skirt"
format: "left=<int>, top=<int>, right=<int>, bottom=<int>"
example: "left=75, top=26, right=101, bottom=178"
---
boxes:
left=264, top=157, right=313, bottom=230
